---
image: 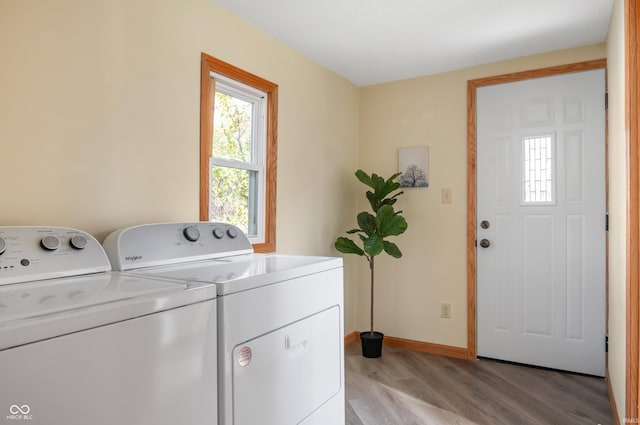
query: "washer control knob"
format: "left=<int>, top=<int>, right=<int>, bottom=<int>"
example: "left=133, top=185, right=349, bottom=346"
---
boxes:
left=70, top=235, right=88, bottom=250
left=227, top=228, right=238, bottom=239
left=183, top=226, right=200, bottom=242
left=0, top=237, right=6, bottom=255
left=41, top=235, right=61, bottom=251
left=212, top=228, right=225, bottom=239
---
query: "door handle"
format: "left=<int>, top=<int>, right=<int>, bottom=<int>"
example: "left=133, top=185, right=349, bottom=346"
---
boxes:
left=480, top=239, right=491, bottom=248
left=285, top=330, right=309, bottom=350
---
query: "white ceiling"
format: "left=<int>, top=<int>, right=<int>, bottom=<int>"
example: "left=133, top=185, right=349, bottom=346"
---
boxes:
left=212, top=0, right=614, bottom=87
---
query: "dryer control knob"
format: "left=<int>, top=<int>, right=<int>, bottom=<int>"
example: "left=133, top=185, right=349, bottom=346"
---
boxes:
left=212, top=227, right=225, bottom=239
left=227, top=228, right=238, bottom=239
left=41, top=235, right=60, bottom=251
left=183, top=226, right=200, bottom=242
left=70, top=235, right=88, bottom=250
left=0, top=237, right=6, bottom=255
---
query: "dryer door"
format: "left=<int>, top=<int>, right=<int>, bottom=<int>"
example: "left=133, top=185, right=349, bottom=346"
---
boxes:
left=232, top=306, right=341, bottom=425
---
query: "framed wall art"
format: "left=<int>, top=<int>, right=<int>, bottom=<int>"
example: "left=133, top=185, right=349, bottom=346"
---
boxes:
left=398, top=146, right=429, bottom=188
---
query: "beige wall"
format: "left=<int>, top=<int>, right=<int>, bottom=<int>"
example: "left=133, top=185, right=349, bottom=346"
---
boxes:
left=357, top=44, right=607, bottom=347
left=606, top=0, right=626, bottom=421
left=0, top=0, right=361, bottom=331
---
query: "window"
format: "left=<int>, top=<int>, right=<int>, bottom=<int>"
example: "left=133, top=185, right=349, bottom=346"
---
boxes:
left=522, top=134, right=555, bottom=205
left=200, top=54, right=278, bottom=252
left=211, top=78, right=265, bottom=238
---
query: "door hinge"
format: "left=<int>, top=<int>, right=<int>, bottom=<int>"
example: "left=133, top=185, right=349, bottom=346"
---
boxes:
left=605, top=92, right=608, bottom=110
left=606, top=213, right=609, bottom=231
left=606, top=335, right=609, bottom=353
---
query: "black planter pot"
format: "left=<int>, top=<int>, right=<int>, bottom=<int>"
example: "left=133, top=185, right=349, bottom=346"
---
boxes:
left=360, top=331, right=384, bottom=358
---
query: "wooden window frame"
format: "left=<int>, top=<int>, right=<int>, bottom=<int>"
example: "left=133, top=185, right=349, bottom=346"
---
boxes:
left=200, top=53, right=278, bottom=253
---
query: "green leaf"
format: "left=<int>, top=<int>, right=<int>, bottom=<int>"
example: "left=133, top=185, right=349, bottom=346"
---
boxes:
left=379, top=198, right=397, bottom=209
left=357, top=212, right=376, bottom=236
left=386, top=190, right=404, bottom=203
left=363, top=235, right=384, bottom=256
left=358, top=171, right=404, bottom=212
left=370, top=173, right=386, bottom=193
left=376, top=205, right=408, bottom=236
left=345, top=228, right=361, bottom=234
left=384, top=191, right=404, bottom=205
left=383, top=241, right=402, bottom=258
left=334, top=237, right=364, bottom=256
left=355, top=170, right=373, bottom=188
left=377, top=173, right=401, bottom=200
left=365, top=191, right=378, bottom=212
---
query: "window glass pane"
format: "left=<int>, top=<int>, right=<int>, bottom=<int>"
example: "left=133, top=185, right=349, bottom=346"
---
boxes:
left=523, top=135, right=554, bottom=204
left=210, top=166, right=257, bottom=236
left=213, top=92, right=253, bottom=162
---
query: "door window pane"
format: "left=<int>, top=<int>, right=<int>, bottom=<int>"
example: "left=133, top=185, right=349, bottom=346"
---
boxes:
left=522, top=135, right=554, bottom=204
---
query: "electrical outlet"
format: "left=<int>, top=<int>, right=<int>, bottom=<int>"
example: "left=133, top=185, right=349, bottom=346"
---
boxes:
left=441, top=303, right=451, bottom=319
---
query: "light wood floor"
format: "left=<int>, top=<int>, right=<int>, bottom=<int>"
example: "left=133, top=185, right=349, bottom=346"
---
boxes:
left=345, top=344, right=614, bottom=425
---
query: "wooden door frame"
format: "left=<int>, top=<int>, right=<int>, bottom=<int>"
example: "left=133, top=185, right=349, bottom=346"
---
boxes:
left=466, top=59, right=608, bottom=361
left=626, top=0, right=640, bottom=420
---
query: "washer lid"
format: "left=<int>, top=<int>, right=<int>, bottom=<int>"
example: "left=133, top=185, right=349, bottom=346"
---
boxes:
left=131, top=254, right=343, bottom=295
left=0, top=273, right=215, bottom=351
left=0, top=273, right=184, bottom=322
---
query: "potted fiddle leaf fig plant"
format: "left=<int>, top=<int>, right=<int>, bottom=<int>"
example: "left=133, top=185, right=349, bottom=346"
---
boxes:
left=335, top=170, right=408, bottom=358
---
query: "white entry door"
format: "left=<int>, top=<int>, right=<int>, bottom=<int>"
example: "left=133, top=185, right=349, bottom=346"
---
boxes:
left=476, top=69, right=606, bottom=376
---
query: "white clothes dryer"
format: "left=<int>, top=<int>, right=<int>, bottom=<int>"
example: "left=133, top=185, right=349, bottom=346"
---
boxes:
left=103, top=222, right=345, bottom=425
left=0, top=227, right=217, bottom=425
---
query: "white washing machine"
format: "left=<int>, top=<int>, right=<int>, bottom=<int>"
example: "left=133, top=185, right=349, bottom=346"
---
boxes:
left=103, top=222, right=345, bottom=425
left=0, top=226, right=217, bottom=425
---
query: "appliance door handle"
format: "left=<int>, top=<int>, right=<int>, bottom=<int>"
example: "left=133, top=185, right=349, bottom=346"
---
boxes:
left=285, top=330, right=309, bottom=350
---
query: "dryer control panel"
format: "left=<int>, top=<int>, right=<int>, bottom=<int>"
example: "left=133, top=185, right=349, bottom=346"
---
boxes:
left=103, top=222, right=253, bottom=271
left=0, top=227, right=111, bottom=286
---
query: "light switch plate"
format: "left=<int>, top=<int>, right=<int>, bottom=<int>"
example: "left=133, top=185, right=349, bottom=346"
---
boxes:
left=441, top=303, right=451, bottom=319
left=442, top=188, right=452, bottom=204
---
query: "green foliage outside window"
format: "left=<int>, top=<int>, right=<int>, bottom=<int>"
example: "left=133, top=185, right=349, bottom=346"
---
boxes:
left=211, top=92, right=253, bottom=234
